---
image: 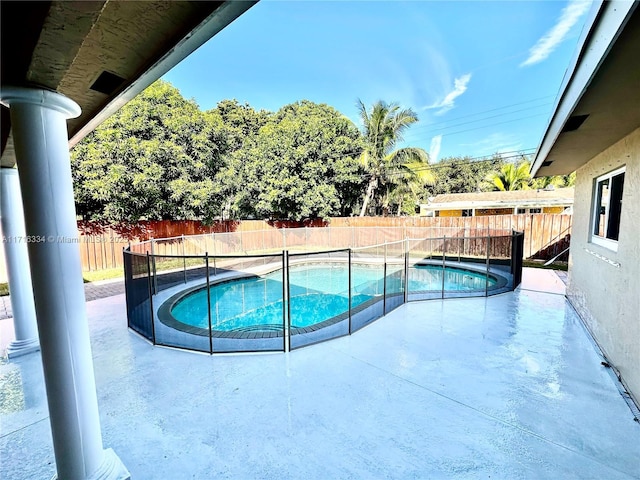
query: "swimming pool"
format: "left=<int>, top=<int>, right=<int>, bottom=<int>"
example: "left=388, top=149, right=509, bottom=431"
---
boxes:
left=164, top=263, right=497, bottom=334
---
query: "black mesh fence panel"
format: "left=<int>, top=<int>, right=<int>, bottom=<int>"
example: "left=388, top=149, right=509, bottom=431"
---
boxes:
left=350, top=245, right=385, bottom=332
left=442, top=236, right=488, bottom=299
left=151, top=254, right=207, bottom=294
left=288, top=250, right=350, bottom=349
left=487, top=235, right=514, bottom=295
left=123, top=250, right=154, bottom=342
left=512, top=231, right=524, bottom=288
left=123, top=229, right=525, bottom=355
left=153, top=256, right=211, bottom=353
left=407, top=238, right=444, bottom=301
left=209, top=254, right=285, bottom=353
left=384, top=241, right=406, bottom=315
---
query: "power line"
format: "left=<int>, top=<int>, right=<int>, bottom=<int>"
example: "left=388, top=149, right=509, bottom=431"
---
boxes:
left=405, top=102, right=553, bottom=135
left=331, top=149, right=536, bottom=181
left=384, top=150, right=536, bottom=177
left=413, top=94, right=556, bottom=127
left=353, top=94, right=556, bottom=139
left=403, top=112, right=549, bottom=140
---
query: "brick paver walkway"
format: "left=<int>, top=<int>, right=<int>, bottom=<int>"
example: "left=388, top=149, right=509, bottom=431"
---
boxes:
left=0, top=279, right=125, bottom=320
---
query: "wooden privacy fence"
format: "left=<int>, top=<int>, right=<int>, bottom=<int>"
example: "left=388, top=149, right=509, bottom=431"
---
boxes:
left=72, top=214, right=571, bottom=272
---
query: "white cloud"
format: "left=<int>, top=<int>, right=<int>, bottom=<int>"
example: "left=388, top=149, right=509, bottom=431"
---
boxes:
left=521, top=0, right=590, bottom=67
left=425, top=73, right=472, bottom=115
left=429, top=135, right=442, bottom=163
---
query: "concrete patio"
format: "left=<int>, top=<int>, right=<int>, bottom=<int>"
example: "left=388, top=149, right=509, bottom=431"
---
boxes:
left=1, top=269, right=639, bottom=479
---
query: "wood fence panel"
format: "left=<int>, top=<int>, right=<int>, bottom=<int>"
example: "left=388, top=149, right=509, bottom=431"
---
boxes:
left=69, top=214, right=573, bottom=272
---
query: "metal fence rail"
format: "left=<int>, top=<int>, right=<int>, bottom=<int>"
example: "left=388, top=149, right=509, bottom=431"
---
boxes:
left=123, top=230, right=525, bottom=354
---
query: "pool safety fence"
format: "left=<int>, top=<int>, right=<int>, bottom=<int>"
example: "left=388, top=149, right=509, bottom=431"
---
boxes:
left=123, top=231, right=525, bottom=354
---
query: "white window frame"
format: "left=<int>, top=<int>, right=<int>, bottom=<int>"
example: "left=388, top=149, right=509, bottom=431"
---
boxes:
left=591, top=166, right=625, bottom=252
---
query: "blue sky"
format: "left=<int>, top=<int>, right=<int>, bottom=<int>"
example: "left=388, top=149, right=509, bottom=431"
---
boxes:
left=164, top=0, right=591, bottom=163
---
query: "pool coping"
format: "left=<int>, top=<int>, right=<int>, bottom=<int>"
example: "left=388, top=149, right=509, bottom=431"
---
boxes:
left=156, top=260, right=511, bottom=340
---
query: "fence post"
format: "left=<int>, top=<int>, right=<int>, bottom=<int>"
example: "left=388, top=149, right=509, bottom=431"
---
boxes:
left=282, top=251, right=288, bottom=352
left=384, top=241, right=388, bottom=312
left=205, top=252, right=213, bottom=354
left=282, top=228, right=287, bottom=251
left=146, top=253, right=156, bottom=344
left=181, top=234, right=187, bottom=284
left=212, top=232, right=217, bottom=276
left=150, top=238, right=158, bottom=295
left=485, top=234, right=491, bottom=297
left=383, top=252, right=387, bottom=315
left=110, top=235, right=115, bottom=268
left=348, top=248, right=352, bottom=334
left=285, top=250, right=291, bottom=351
left=441, top=236, right=446, bottom=299
left=529, top=214, right=534, bottom=259
left=404, top=237, right=409, bottom=303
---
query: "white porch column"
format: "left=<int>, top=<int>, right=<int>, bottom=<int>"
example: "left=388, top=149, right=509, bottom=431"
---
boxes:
left=0, top=167, right=39, bottom=357
left=1, top=87, right=129, bottom=480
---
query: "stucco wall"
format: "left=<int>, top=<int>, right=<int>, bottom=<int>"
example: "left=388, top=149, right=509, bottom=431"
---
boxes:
left=568, top=126, right=640, bottom=405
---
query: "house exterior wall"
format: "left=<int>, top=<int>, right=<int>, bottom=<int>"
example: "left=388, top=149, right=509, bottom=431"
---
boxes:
left=543, top=206, right=564, bottom=214
left=476, top=208, right=513, bottom=216
left=568, top=126, right=640, bottom=405
left=437, top=209, right=462, bottom=217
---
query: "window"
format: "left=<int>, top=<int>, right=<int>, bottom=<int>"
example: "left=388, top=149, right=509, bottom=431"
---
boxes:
left=517, top=207, right=541, bottom=214
left=592, top=166, right=625, bottom=250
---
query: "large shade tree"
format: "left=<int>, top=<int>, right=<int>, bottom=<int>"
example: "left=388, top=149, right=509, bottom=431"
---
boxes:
left=357, top=100, right=433, bottom=216
left=229, top=101, right=365, bottom=220
left=72, top=80, right=228, bottom=222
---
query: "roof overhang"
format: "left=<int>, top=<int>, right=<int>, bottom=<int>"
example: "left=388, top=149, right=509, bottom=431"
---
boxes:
left=421, top=198, right=574, bottom=211
left=1, top=0, right=257, bottom=168
left=531, top=0, right=640, bottom=177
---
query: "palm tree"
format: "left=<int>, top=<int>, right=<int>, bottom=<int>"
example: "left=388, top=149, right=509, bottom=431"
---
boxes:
left=531, top=175, right=565, bottom=190
left=524, top=169, right=576, bottom=191
left=357, top=100, right=434, bottom=216
left=486, top=161, right=532, bottom=191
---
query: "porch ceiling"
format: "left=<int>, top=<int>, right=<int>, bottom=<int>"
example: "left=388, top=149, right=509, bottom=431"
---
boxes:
left=0, top=0, right=256, bottom=168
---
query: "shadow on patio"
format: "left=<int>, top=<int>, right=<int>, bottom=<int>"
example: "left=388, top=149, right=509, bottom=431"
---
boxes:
left=1, top=268, right=639, bottom=479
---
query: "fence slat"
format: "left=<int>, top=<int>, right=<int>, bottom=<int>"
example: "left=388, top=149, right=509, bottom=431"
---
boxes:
left=64, top=214, right=572, bottom=273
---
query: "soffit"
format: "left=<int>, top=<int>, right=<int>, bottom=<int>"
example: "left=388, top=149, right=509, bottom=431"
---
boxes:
left=1, top=1, right=255, bottom=167
left=534, top=5, right=640, bottom=177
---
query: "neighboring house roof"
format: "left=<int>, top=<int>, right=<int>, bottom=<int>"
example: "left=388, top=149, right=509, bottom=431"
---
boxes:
left=531, top=1, right=640, bottom=177
left=420, top=188, right=574, bottom=211
left=0, top=1, right=257, bottom=168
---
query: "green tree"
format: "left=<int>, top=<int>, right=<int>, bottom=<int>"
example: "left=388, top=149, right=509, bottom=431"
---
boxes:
left=71, top=80, right=228, bottom=222
left=229, top=101, right=365, bottom=220
left=424, top=155, right=504, bottom=197
left=485, top=161, right=532, bottom=191
left=531, top=171, right=576, bottom=189
left=356, top=100, right=433, bottom=216
left=209, top=99, right=271, bottom=152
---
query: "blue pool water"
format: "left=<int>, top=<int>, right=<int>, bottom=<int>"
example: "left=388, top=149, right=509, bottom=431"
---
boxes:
left=170, top=264, right=496, bottom=332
